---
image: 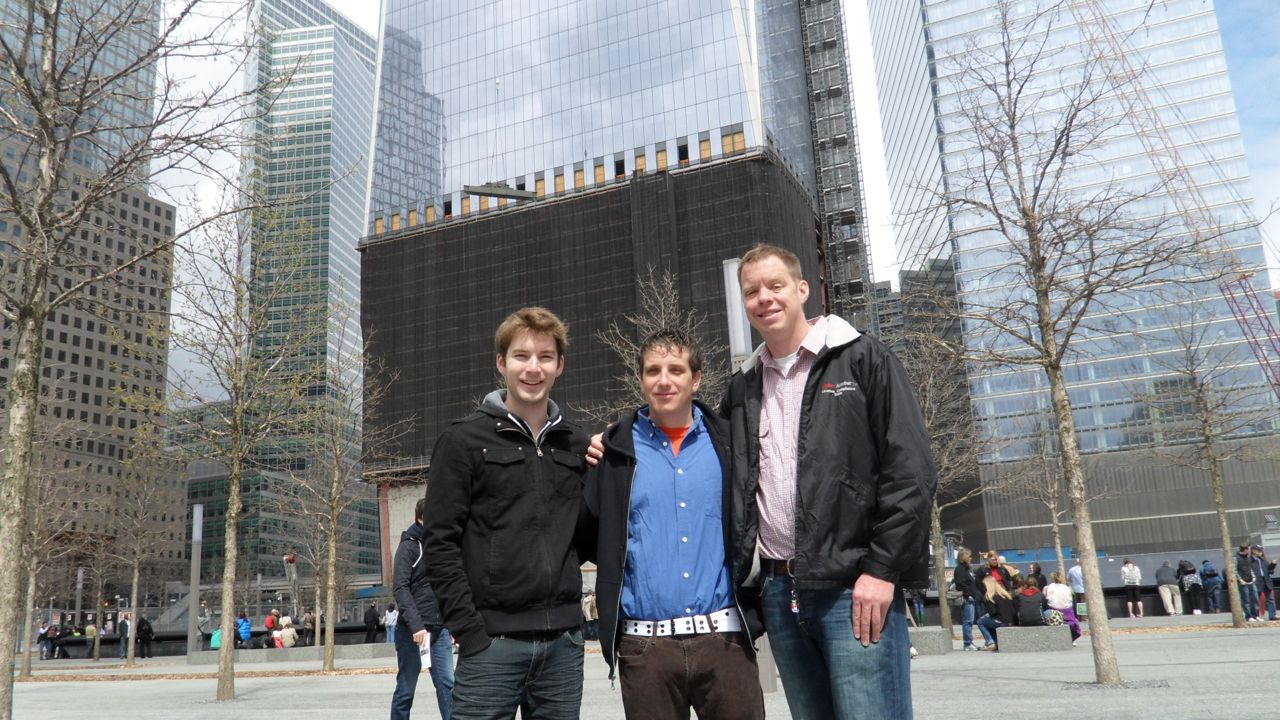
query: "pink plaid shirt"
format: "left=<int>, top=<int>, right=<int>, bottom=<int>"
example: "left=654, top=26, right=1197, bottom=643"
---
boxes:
left=756, top=316, right=827, bottom=560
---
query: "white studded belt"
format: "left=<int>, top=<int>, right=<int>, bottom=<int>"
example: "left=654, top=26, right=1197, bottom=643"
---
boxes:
left=621, top=608, right=742, bottom=637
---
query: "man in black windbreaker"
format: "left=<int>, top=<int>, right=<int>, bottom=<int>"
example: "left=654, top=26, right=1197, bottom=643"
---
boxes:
left=581, top=329, right=764, bottom=720
left=391, top=497, right=453, bottom=720
left=722, top=244, right=936, bottom=720
left=424, top=307, right=589, bottom=720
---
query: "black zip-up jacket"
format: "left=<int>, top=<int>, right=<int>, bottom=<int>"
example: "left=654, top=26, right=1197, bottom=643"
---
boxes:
left=392, top=521, right=443, bottom=634
left=721, top=315, right=936, bottom=590
left=424, top=390, right=589, bottom=657
left=579, top=401, right=763, bottom=677
left=953, top=562, right=978, bottom=600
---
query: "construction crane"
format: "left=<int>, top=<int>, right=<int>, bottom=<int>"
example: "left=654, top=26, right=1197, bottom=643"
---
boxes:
left=1070, top=0, right=1280, bottom=402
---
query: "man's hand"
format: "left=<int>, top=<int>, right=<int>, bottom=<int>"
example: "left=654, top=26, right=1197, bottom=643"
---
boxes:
left=413, top=629, right=428, bottom=645
left=851, top=574, right=895, bottom=647
left=586, top=433, right=604, bottom=466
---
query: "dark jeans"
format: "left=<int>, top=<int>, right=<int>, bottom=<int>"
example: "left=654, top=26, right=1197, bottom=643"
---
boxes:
left=1184, top=586, right=1204, bottom=613
left=366, top=625, right=379, bottom=643
left=616, top=632, right=764, bottom=720
left=1206, top=584, right=1223, bottom=612
left=137, top=639, right=152, bottom=659
left=762, top=575, right=911, bottom=720
left=451, top=629, right=583, bottom=720
left=392, top=626, right=455, bottom=720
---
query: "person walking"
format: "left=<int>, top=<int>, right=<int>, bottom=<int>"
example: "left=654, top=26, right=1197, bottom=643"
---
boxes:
left=1156, top=561, right=1182, bottom=616
left=953, top=549, right=981, bottom=651
left=1236, top=544, right=1260, bottom=621
left=1250, top=545, right=1276, bottom=621
left=135, top=615, right=155, bottom=659
left=424, top=307, right=590, bottom=719
left=383, top=604, right=399, bottom=645
left=364, top=603, right=380, bottom=643
left=1121, top=558, right=1143, bottom=618
left=581, top=329, right=766, bottom=719
left=579, top=591, right=598, bottom=642
left=392, top=498, right=454, bottom=720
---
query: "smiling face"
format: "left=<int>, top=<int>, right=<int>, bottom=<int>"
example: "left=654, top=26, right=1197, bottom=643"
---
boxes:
left=496, top=329, right=563, bottom=417
left=739, top=254, right=810, bottom=351
left=640, top=344, right=701, bottom=428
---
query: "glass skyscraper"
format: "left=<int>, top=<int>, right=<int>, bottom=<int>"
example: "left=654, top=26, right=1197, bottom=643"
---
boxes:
left=367, top=0, right=817, bottom=226
left=869, top=0, right=1280, bottom=553
left=200, top=0, right=383, bottom=579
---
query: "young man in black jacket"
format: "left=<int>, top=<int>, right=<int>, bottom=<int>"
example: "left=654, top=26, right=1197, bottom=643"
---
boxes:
left=424, top=307, right=589, bottom=720
left=722, top=245, right=936, bottom=720
left=391, top=497, right=453, bottom=720
left=581, top=329, right=764, bottom=720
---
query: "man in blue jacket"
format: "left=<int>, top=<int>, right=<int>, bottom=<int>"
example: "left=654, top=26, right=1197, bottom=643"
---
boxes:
left=391, top=497, right=453, bottom=720
left=581, top=329, right=764, bottom=719
left=721, top=244, right=936, bottom=720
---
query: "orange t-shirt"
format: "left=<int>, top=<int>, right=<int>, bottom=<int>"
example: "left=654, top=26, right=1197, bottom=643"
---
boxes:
left=659, top=425, right=691, bottom=456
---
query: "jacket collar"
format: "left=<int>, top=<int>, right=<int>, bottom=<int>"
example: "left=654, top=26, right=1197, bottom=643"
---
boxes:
left=737, top=314, right=860, bottom=374
left=602, top=400, right=716, bottom=460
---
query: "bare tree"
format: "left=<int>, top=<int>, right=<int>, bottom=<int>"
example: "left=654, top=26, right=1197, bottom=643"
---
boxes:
left=928, top=1, right=1245, bottom=683
left=272, top=314, right=406, bottom=670
left=579, top=266, right=730, bottom=425
left=162, top=200, right=325, bottom=700
left=1132, top=294, right=1279, bottom=628
left=17, top=459, right=77, bottom=677
left=110, top=421, right=184, bottom=667
left=0, top=1, right=292, bottom=708
left=890, top=283, right=990, bottom=632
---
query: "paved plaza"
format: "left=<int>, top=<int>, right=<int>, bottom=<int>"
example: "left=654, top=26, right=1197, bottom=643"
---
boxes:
left=12, top=616, right=1280, bottom=719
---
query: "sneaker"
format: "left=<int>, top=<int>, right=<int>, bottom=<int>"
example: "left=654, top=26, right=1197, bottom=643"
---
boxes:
left=909, top=646, right=919, bottom=659
left=963, top=645, right=977, bottom=651
left=1072, top=639, right=1078, bottom=647
left=1193, top=609, right=1202, bottom=615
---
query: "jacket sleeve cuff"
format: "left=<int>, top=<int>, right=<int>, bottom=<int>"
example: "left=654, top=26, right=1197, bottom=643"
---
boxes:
left=455, top=624, right=493, bottom=657
left=860, top=558, right=901, bottom=585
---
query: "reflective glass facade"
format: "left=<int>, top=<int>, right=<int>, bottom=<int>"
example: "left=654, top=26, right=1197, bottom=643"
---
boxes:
left=367, top=0, right=817, bottom=226
left=870, top=0, right=1280, bottom=552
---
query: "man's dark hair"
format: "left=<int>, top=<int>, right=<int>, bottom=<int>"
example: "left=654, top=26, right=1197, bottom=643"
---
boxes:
left=637, top=328, right=703, bottom=375
left=415, top=497, right=427, bottom=522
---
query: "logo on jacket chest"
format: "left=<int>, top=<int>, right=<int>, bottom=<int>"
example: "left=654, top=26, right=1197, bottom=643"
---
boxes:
left=819, top=380, right=859, bottom=397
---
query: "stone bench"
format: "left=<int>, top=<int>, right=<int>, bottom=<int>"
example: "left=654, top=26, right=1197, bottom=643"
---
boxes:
left=907, top=626, right=952, bottom=655
left=996, top=625, right=1071, bottom=652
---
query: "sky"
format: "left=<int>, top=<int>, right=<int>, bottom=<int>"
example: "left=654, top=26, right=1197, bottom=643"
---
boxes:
left=326, top=0, right=1275, bottom=291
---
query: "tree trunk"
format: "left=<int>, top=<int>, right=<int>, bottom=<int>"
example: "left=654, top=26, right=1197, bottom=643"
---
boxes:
left=216, top=458, right=244, bottom=700
left=126, top=560, right=140, bottom=668
left=324, top=525, right=338, bottom=671
left=931, top=501, right=952, bottom=631
left=1048, top=363, right=1121, bottom=684
left=1050, top=515, right=1066, bottom=579
left=1199, top=385, right=1246, bottom=628
left=0, top=311, right=45, bottom=718
left=92, top=578, right=104, bottom=661
left=20, top=563, right=37, bottom=678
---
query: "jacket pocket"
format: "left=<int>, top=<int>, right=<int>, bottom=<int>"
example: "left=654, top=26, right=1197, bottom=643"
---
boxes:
left=481, top=447, right=526, bottom=498
left=549, top=449, right=585, bottom=499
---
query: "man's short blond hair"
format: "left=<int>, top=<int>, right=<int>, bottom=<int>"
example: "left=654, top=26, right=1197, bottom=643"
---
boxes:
left=738, top=243, right=803, bottom=282
left=495, top=307, right=569, bottom=357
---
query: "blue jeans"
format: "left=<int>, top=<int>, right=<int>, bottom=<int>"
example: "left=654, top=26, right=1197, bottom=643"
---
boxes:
left=976, top=614, right=1005, bottom=646
left=1206, top=583, right=1222, bottom=612
left=386, top=623, right=396, bottom=644
left=1239, top=582, right=1260, bottom=618
left=762, top=575, right=912, bottom=720
left=451, top=629, right=583, bottom=720
left=392, top=626, right=455, bottom=720
left=961, top=598, right=977, bottom=647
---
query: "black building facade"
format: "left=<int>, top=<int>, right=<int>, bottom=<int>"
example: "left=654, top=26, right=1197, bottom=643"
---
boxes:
left=360, top=150, right=822, bottom=463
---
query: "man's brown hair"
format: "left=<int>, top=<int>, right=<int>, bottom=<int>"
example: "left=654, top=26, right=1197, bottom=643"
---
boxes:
left=495, top=307, right=569, bottom=357
left=738, top=243, right=802, bottom=282
left=415, top=497, right=427, bottom=522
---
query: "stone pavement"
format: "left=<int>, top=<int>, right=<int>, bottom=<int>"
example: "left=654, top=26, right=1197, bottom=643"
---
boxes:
left=12, top=617, right=1280, bottom=719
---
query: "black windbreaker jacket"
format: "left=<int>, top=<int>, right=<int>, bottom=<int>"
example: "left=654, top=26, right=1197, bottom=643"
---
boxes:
left=424, top=390, right=589, bottom=657
left=721, top=315, right=937, bottom=590
left=579, top=401, right=762, bottom=677
left=391, top=521, right=443, bottom=634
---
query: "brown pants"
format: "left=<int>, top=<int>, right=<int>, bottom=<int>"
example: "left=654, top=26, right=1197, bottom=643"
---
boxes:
left=617, top=632, right=765, bottom=720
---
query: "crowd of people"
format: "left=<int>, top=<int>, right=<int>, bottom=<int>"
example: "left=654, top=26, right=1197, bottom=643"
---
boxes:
left=952, top=550, right=1081, bottom=652
left=32, top=612, right=154, bottom=660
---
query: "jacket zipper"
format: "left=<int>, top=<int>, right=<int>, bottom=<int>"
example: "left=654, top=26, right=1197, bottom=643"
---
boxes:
left=609, top=461, right=637, bottom=683
left=497, top=424, right=554, bottom=627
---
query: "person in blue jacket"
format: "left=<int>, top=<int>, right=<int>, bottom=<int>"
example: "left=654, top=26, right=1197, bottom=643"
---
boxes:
left=235, top=611, right=252, bottom=648
left=1201, top=560, right=1224, bottom=613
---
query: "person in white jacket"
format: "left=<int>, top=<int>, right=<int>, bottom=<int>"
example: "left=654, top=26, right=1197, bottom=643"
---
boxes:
left=1043, top=572, right=1081, bottom=645
left=1121, top=559, right=1143, bottom=618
